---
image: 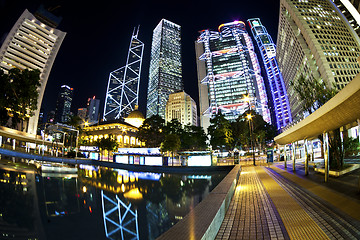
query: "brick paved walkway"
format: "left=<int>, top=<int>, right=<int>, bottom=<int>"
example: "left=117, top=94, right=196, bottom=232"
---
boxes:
left=216, top=165, right=360, bottom=240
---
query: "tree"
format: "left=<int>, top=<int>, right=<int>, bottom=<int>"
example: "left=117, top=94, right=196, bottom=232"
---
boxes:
left=0, top=68, right=41, bottom=130
left=208, top=112, right=233, bottom=151
left=160, top=134, right=181, bottom=165
left=231, top=110, right=276, bottom=153
left=181, top=125, right=208, bottom=151
left=136, top=115, right=165, bottom=147
left=291, top=74, right=337, bottom=115
left=291, top=74, right=346, bottom=169
left=164, top=119, right=208, bottom=151
left=95, top=135, right=119, bottom=161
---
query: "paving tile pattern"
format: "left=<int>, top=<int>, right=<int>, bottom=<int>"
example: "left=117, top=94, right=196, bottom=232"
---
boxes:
left=266, top=167, right=360, bottom=240
left=216, top=167, right=289, bottom=240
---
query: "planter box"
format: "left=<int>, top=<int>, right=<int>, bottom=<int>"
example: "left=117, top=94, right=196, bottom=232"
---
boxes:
left=314, top=164, right=360, bottom=177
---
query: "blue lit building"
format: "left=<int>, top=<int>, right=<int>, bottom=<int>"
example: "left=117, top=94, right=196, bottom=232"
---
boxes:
left=146, top=19, right=183, bottom=119
left=196, top=21, right=271, bottom=130
left=248, top=18, right=292, bottom=130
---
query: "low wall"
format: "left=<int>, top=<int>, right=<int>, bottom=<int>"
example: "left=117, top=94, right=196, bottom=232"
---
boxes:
left=0, top=148, right=233, bottom=174
left=156, top=164, right=241, bottom=240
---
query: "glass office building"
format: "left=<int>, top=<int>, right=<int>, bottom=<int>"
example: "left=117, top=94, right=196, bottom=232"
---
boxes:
left=248, top=18, right=292, bottom=130
left=55, top=85, right=73, bottom=123
left=196, top=21, right=271, bottom=130
left=146, top=19, right=183, bottom=119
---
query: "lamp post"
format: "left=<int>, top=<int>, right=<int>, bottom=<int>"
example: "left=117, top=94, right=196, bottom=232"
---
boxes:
left=246, top=113, right=256, bottom=166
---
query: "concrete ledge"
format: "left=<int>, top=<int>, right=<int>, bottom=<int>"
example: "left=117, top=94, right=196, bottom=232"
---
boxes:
left=314, top=164, right=360, bottom=177
left=156, top=165, right=241, bottom=240
left=0, top=148, right=233, bottom=174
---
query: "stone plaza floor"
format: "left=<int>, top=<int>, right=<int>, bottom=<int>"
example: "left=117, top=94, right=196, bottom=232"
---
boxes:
left=216, top=160, right=360, bottom=240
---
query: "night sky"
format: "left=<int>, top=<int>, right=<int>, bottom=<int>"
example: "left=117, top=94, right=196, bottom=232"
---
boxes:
left=0, top=0, right=280, bottom=119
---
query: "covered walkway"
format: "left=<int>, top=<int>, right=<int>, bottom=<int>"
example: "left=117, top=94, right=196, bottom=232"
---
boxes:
left=274, top=73, right=360, bottom=182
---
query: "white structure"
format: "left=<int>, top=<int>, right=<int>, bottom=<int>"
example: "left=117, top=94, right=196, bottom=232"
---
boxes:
left=104, top=27, right=144, bottom=121
left=0, top=9, right=66, bottom=135
left=165, top=91, right=197, bottom=126
left=276, top=0, right=360, bottom=120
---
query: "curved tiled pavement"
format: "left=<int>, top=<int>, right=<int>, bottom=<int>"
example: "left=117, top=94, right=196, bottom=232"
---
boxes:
left=216, top=165, right=360, bottom=240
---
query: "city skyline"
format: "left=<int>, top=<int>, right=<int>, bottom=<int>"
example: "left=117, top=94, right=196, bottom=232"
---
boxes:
left=0, top=0, right=281, bottom=119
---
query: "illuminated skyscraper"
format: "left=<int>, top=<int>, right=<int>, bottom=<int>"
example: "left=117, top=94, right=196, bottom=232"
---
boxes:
left=146, top=19, right=183, bottom=119
left=0, top=8, right=66, bottom=134
left=195, top=21, right=271, bottom=130
left=104, top=27, right=144, bottom=121
left=248, top=18, right=292, bottom=130
left=277, top=0, right=360, bottom=120
left=55, top=85, right=73, bottom=123
left=87, top=96, right=100, bottom=124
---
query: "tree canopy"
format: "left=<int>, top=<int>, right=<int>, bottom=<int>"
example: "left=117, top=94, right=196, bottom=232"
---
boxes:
left=136, top=114, right=165, bottom=147
left=0, top=68, right=41, bottom=130
left=208, top=112, right=233, bottom=151
left=291, top=74, right=338, bottom=114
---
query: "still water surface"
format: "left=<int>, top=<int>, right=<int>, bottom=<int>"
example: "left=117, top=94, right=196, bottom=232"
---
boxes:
left=0, top=157, right=228, bottom=239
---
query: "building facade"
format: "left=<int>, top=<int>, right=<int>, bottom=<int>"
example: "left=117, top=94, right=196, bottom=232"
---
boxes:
left=195, top=21, right=271, bottom=130
left=248, top=18, right=292, bottom=130
left=331, top=0, right=360, bottom=38
left=77, top=108, right=87, bottom=121
left=276, top=0, right=360, bottom=120
left=81, top=121, right=143, bottom=148
left=104, top=27, right=144, bottom=121
left=165, top=91, right=197, bottom=126
left=0, top=9, right=66, bottom=134
left=87, top=96, right=100, bottom=124
left=146, top=19, right=183, bottom=120
left=55, top=85, right=73, bottom=123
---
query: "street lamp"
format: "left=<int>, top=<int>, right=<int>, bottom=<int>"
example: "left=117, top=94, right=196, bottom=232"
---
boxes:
left=246, top=113, right=256, bottom=166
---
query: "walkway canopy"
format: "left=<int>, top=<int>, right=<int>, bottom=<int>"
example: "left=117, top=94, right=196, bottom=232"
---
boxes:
left=275, top=73, right=360, bottom=145
left=0, top=126, right=60, bottom=147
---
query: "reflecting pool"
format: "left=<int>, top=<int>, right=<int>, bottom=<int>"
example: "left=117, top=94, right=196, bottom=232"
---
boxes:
left=0, top=157, right=229, bottom=239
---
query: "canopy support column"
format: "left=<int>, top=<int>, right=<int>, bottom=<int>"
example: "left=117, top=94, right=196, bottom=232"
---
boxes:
left=305, top=139, right=309, bottom=176
left=323, top=132, right=330, bottom=182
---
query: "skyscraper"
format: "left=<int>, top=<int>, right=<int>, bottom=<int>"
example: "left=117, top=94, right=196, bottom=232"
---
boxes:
left=87, top=96, right=100, bottom=124
left=104, top=27, right=144, bottom=121
left=166, top=91, right=197, bottom=126
left=195, top=21, right=271, bottom=130
left=146, top=19, right=183, bottom=119
left=0, top=8, right=66, bottom=134
left=276, top=0, right=360, bottom=120
left=248, top=18, right=292, bottom=130
left=55, top=85, right=73, bottom=123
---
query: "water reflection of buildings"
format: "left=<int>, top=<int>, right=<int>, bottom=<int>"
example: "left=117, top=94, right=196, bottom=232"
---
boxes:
left=164, top=175, right=211, bottom=223
left=0, top=160, right=225, bottom=239
left=0, top=165, right=44, bottom=239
